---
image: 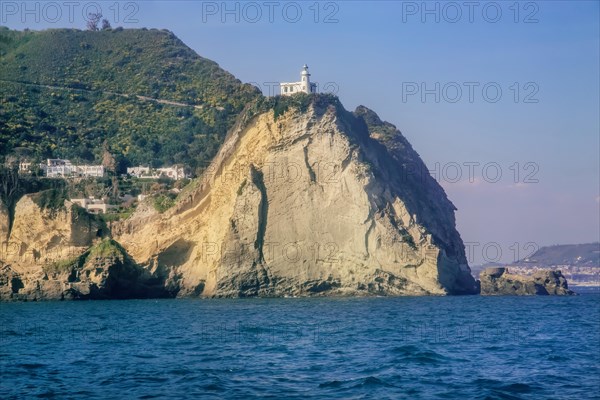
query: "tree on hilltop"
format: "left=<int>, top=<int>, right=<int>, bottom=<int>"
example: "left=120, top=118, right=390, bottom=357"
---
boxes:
left=101, top=19, right=112, bottom=30
left=87, top=13, right=102, bottom=31
left=101, top=141, right=116, bottom=174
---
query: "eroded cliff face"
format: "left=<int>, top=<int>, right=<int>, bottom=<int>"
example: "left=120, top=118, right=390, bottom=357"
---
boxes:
left=116, top=97, right=478, bottom=297
left=0, top=196, right=168, bottom=300
left=1, top=195, right=104, bottom=267
left=0, top=195, right=98, bottom=300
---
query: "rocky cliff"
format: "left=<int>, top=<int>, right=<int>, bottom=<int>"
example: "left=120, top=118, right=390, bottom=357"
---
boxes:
left=0, top=95, right=481, bottom=299
left=0, top=195, right=168, bottom=300
left=0, top=199, right=9, bottom=242
left=480, top=267, right=575, bottom=295
left=115, top=95, right=479, bottom=297
left=1, top=193, right=104, bottom=264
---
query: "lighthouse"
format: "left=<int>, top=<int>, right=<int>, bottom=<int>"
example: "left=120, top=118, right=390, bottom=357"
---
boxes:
left=280, top=65, right=317, bottom=96
left=300, top=64, right=311, bottom=93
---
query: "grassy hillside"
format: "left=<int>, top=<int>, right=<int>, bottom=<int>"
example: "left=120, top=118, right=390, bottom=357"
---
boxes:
left=0, top=27, right=261, bottom=172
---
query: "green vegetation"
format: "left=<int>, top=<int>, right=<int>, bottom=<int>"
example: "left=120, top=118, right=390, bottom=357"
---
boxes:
left=30, top=187, right=68, bottom=212
left=0, top=26, right=345, bottom=233
left=0, top=25, right=342, bottom=177
left=43, top=238, right=129, bottom=276
left=99, top=207, right=136, bottom=223
left=260, top=92, right=324, bottom=120
left=271, top=93, right=312, bottom=120
left=152, top=193, right=176, bottom=213
left=70, top=203, right=91, bottom=221
left=235, top=92, right=341, bottom=124
left=43, top=255, right=83, bottom=275
left=71, top=204, right=109, bottom=238
left=88, top=238, right=127, bottom=259
left=0, top=27, right=261, bottom=172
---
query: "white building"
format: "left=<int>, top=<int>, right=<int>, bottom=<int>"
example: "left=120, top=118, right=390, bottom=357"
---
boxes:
left=46, top=165, right=71, bottom=178
left=70, top=197, right=117, bottom=214
left=18, top=161, right=32, bottom=174
left=127, top=165, right=188, bottom=180
left=44, top=159, right=104, bottom=178
left=157, top=166, right=187, bottom=180
left=75, top=165, right=105, bottom=178
left=47, top=159, right=70, bottom=167
left=127, top=166, right=151, bottom=178
left=280, top=64, right=317, bottom=96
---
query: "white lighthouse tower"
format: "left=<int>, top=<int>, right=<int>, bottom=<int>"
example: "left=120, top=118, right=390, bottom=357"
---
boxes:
left=300, top=64, right=311, bottom=93
left=280, top=65, right=317, bottom=96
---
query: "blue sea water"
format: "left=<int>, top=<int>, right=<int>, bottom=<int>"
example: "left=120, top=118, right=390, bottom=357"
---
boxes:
left=1, top=295, right=599, bottom=399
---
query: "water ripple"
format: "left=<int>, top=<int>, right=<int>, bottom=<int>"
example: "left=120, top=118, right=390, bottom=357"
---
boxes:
left=1, top=295, right=599, bottom=399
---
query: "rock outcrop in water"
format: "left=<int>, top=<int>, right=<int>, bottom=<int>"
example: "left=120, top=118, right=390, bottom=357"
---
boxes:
left=479, top=267, right=575, bottom=295
left=115, top=95, right=478, bottom=297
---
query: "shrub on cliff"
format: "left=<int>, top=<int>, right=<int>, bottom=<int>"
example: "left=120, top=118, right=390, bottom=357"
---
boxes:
left=31, top=188, right=68, bottom=213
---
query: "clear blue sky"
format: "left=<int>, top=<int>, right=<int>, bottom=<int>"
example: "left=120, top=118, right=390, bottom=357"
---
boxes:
left=3, top=1, right=599, bottom=263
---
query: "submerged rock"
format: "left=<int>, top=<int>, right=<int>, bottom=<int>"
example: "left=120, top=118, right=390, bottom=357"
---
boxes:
left=479, top=267, right=575, bottom=296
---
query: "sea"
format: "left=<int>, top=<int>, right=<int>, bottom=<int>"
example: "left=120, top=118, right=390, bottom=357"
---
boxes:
left=1, top=293, right=599, bottom=399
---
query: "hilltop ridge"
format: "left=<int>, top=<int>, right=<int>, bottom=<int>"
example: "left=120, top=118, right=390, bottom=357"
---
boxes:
left=0, top=27, right=261, bottom=171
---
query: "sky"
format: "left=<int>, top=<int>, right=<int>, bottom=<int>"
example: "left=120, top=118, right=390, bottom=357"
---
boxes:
left=2, top=0, right=599, bottom=263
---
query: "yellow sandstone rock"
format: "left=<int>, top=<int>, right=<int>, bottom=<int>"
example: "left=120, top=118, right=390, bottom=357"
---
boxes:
left=115, top=98, right=478, bottom=297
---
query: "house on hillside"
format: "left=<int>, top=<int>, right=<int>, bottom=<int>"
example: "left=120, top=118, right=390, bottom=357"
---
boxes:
left=43, top=159, right=104, bottom=178
left=70, top=197, right=117, bottom=214
left=127, top=165, right=188, bottom=180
